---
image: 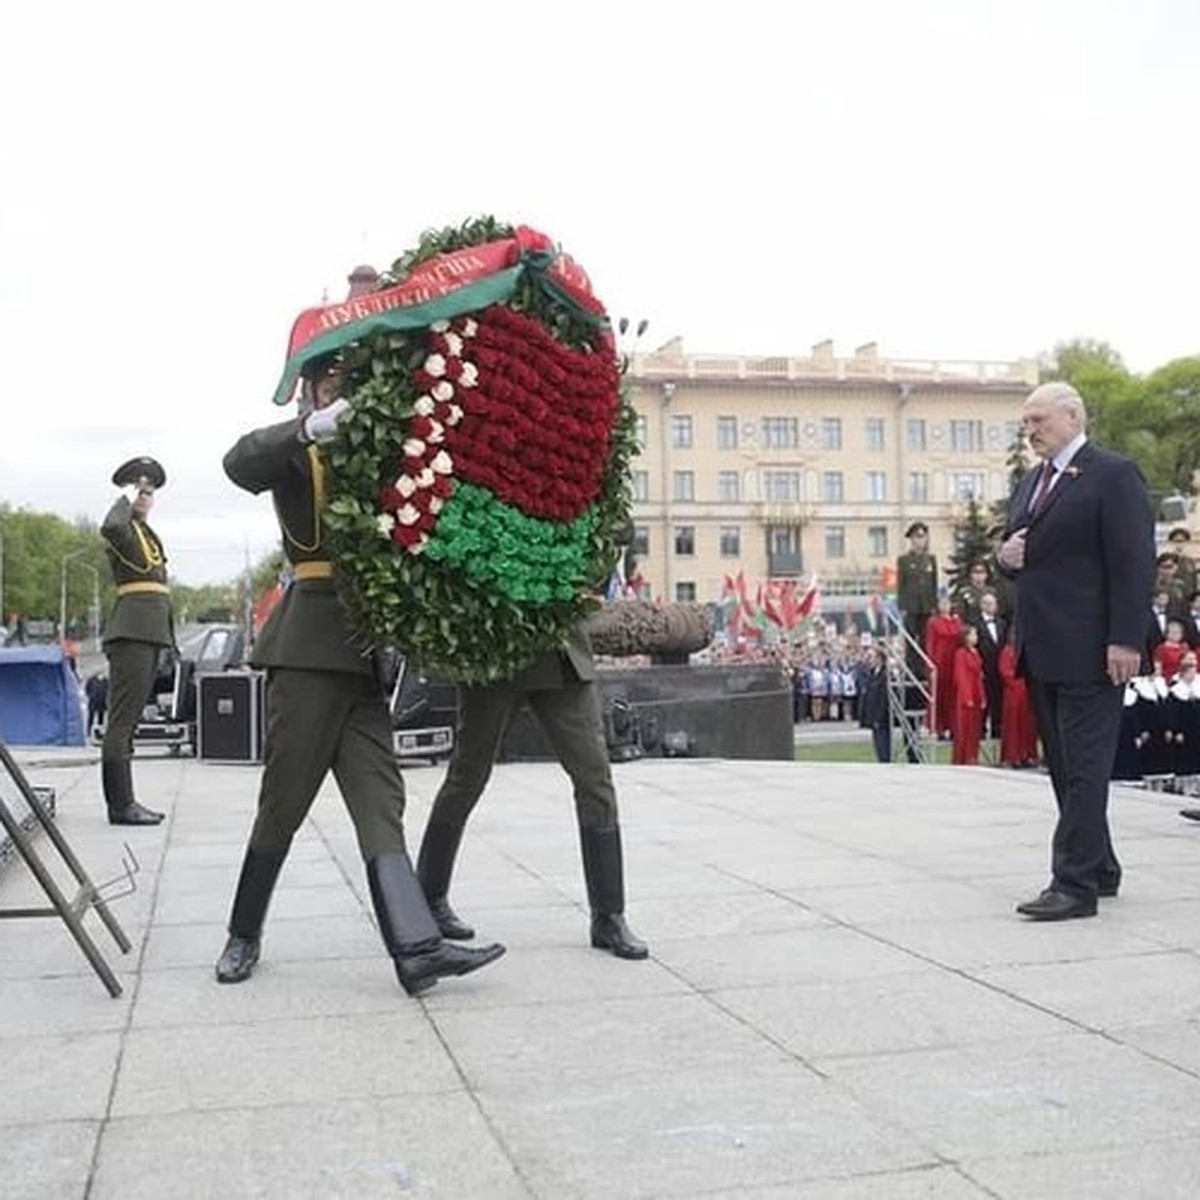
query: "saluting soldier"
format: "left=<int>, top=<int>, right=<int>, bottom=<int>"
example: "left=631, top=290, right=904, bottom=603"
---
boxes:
left=215, top=350, right=504, bottom=996
left=99, top=457, right=172, bottom=826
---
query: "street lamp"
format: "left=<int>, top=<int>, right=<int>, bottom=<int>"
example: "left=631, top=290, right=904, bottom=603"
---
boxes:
left=60, top=550, right=101, bottom=653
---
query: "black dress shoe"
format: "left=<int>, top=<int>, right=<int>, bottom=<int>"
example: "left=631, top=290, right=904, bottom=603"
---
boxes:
left=1097, top=879, right=1120, bottom=899
left=1016, top=889, right=1097, bottom=921
left=428, top=897, right=474, bottom=940
left=215, top=935, right=260, bottom=983
left=108, top=801, right=164, bottom=826
left=1180, top=809, right=1200, bottom=822
left=393, top=941, right=505, bottom=996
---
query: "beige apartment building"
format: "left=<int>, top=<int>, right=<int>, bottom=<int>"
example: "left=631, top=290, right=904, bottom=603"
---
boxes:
left=624, top=338, right=1040, bottom=605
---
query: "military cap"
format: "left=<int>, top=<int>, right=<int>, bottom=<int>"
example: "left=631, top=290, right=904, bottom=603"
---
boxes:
left=1168, top=527, right=1192, bottom=543
left=111, top=456, right=166, bottom=490
left=1157, top=551, right=1180, bottom=567
left=905, top=521, right=929, bottom=538
left=299, top=351, right=343, bottom=382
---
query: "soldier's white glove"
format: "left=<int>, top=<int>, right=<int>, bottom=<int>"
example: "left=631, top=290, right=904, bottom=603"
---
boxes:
left=122, top=479, right=154, bottom=504
left=302, top=398, right=351, bottom=443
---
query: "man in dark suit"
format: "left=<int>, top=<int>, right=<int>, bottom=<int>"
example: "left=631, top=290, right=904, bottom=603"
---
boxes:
left=999, top=382, right=1154, bottom=920
left=416, top=624, right=649, bottom=961
left=969, top=591, right=1006, bottom=740
left=214, top=351, right=504, bottom=995
left=100, top=457, right=174, bottom=826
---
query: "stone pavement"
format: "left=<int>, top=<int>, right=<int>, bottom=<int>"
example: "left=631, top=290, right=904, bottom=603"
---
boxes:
left=4, top=747, right=1200, bottom=1199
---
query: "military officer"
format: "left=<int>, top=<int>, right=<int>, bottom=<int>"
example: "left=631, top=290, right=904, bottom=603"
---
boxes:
left=953, top=560, right=992, bottom=623
left=99, top=457, right=173, bottom=826
left=897, top=521, right=938, bottom=651
left=1167, top=528, right=1197, bottom=601
left=416, top=621, right=649, bottom=961
left=215, top=351, right=504, bottom=996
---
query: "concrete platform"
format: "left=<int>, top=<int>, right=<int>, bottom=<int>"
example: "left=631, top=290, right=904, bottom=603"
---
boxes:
left=4, top=748, right=1200, bottom=1198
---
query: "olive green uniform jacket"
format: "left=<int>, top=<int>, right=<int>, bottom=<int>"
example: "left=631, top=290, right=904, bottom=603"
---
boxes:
left=223, top=418, right=404, bottom=860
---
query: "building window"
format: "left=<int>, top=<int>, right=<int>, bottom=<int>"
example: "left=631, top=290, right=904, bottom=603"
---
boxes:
left=675, top=581, right=697, bottom=602
left=674, top=525, right=695, bottom=556
left=906, top=419, right=926, bottom=452
left=632, top=470, right=649, bottom=502
left=716, top=415, right=738, bottom=449
left=825, top=525, right=846, bottom=558
left=763, top=470, right=802, bottom=502
left=868, top=525, right=889, bottom=557
left=821, top=471, right=844, bottom=503
left=631, top=525, right=649, bottom=556
left=717, top=471, right=740, bottom=502
left=634, top=414, right=648, bottom=449
left=719, top=525, right=741, bottom=556
left=907, top=471, right=929, bottom=502
left=951, top=472, right=986, bottom=501
left=671, top=414, right=693, bottom=449
left=762, top=417, right=799, bottom=449
left=865, top=418, right=885, bottom=451
left=821, top=417, right=843, bottom=450
left=1003, top=420, right=1022, bottom=448
left=950, top=419, right=984, bottom=453
left=770, top=525, right=801, bottom=556
left=672, top=471, right=694, bottom=502
left=866, top=471, right=887, bottom=502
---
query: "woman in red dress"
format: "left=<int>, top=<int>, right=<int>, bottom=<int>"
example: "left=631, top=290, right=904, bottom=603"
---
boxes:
left=951, top=625, right=986, bottom=765
left=998, top=633, right=1039, bottom=767
left=924, top=595, right=963, bottom=740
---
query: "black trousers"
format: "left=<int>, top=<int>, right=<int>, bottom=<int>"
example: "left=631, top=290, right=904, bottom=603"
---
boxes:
left=102, top=640, right=159, bottom=762
left=1028, top=677, right=1123, bottom=899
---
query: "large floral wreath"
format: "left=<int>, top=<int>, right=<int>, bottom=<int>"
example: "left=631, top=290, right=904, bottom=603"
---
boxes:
left=272, top=217, right=637, bottom=684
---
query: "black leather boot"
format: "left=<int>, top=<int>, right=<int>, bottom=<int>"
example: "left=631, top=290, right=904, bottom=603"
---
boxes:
left=367, top=851, right=504, bottom=996
left=580, top=824, right=648, bottom=960
left=102, top=758, right=164, bottom=826
left=215, top=848, right=287, bottom=984
left=416, top=821, right=474, bottom=940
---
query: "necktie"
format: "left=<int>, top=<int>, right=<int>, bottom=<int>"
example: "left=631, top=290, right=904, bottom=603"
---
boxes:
left=1029, top=460, right=1057, bottom=513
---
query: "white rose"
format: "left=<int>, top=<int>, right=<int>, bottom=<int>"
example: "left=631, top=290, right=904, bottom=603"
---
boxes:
left=396, top=503, right=421, bottom=526
left=424, top=353, right=447, bottom=378
left=429, top=496, right=444, bottom=514
left=405, top=532, right=429, bottom=555
left=445, top=404, right=464, bottom=425
left=458, top=362, right=478, bottom=388
left=460, top=318, right=478, bottom=338
left=444, top=332, right=464, bottom=357
left=395, top=474, right=417, bottom=498
left=426, top=421, right=445, bottom=444
left=416, top=467, right=435, bottom=488
left=414, top=395, right=436, bottom=416
left=402, top=438, right=426, bottom=458
left=376, top=513, right=396, bottom=536
left=430, top=319, right=450, bottom=332
left=432, top=380, right=454, bottom=402
left=430, top=450, right=453, bottom=474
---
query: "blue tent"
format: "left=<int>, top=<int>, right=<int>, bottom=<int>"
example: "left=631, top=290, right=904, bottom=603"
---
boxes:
left=0, top=646, right=86, bottom=746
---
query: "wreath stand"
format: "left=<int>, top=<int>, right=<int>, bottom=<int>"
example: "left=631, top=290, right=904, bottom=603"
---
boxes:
left=0, top=736, right=137, bottom=998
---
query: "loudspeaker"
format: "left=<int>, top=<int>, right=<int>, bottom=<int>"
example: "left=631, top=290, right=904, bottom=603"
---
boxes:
left=197, top=672, right=265, bottom=762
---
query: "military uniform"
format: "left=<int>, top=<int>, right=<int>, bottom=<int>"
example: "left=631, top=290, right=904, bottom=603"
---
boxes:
left=216, top=415, right=503, bottom=995
left=896, top=548, right=938, bottom=647
left=417, top=621, right=649, bottom=959
left=100, top=483, right=174, bottom=824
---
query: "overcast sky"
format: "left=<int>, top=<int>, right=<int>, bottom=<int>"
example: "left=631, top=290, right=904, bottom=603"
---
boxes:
left=3, top=0, right=1197, bottom=585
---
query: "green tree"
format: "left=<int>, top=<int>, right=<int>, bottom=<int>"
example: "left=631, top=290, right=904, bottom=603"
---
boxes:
left=948, top=496, right=991, bottom=596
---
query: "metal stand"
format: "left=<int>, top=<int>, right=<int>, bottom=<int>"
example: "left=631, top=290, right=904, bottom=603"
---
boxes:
left=0, top=737, right=136, bottom=997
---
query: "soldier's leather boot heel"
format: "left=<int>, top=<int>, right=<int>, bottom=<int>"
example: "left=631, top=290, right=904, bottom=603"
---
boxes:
left=393, top=942, right=506, bottom=996
left=428, top=897, right=475, bottom=940
left=591, top=912, right=649, bottom=959
left=215, top=936, right=261, bottom=983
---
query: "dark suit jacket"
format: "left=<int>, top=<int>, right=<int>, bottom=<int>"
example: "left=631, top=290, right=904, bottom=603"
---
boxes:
left=1004, top=441, right=1154, bottom=685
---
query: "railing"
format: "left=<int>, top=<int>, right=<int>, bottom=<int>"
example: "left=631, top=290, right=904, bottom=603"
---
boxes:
left=631, top=352, right=1039, bottom=387
left=881, top=602, right=935, bottom=765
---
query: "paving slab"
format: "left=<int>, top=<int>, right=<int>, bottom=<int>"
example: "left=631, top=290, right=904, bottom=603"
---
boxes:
left=5, top=749, right=1200, bottom=1197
